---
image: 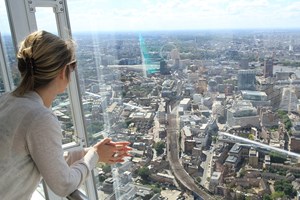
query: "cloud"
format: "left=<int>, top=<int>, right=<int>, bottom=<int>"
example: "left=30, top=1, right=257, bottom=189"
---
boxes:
left=1, top=0, right=300, bottom=33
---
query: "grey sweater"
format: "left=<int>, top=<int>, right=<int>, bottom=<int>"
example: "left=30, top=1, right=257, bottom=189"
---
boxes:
left=0, top=92, right=99, bottom=200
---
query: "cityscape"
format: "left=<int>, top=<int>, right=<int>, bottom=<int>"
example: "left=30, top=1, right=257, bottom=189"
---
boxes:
left=2, top=29, right=300, bottom=200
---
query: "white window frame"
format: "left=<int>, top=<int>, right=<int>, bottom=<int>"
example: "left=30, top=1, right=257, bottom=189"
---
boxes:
left=0, top=33, right=14, bottom=91
left=3, top=0, right=98, bottom=199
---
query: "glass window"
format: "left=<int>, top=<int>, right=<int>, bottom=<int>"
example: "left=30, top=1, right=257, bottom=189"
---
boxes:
left=31, top=182, right=46, bottom=200
left=67, top=1, right=300, bottom=199
left=0, top=1, right=47, bottom=200
left=35, top=7, right=58, bottom=35
left=0, top=1, right=16, bottom=92
left=34, top=6, right=78, bottom=145
left=0, top=69, right=4, bottom=95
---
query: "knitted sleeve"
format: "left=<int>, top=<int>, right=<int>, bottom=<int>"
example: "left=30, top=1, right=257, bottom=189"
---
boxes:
left=26, top=111, right=98, bottom=197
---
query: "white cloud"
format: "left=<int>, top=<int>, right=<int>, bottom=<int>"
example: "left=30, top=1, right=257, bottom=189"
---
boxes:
left=66, top=0, right=296, bottom=25
left=1, top=0, right=300, bottom=33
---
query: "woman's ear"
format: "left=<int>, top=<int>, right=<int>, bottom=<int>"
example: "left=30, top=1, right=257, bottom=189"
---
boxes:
left=59, top=65, right=68, bottom=80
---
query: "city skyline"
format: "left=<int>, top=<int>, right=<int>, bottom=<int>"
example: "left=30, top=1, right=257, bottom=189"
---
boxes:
left=1, top=2, right=300, bottom=197
left=1, top=0, right=300, bottom=34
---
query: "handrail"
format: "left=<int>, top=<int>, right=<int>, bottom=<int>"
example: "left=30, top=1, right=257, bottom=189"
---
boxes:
left=66, top=189, right=89, bottom=200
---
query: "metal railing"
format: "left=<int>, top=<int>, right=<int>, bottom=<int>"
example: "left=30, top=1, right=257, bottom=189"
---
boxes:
left=66, top=189, right=89, bottom=200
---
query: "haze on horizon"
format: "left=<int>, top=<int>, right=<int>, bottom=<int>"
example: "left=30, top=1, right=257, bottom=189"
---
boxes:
left=1, top=0, right=300, bottom=34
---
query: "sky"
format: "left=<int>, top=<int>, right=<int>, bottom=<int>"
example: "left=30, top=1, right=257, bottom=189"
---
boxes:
left=1, top=0, right=300, bottom=33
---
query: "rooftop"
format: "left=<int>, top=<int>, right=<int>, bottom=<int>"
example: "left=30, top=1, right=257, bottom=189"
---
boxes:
left=241, top=90, right=267, bottom=97
left=226, top=155, right=238, bottom=163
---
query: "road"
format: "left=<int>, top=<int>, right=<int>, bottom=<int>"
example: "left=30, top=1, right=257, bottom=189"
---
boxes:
left=166, top=113, right=215, bottom=200
left=200, top=149, right=214, bottom=188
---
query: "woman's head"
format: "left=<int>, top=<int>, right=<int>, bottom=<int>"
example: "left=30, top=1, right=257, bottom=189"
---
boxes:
left=13, top=30, right=76, bottom=96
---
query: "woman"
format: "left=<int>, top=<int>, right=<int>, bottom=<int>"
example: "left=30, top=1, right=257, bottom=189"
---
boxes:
left=0, top=30, right=131, bottom=199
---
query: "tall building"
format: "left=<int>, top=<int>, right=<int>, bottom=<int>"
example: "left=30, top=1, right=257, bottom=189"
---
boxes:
left=264, top=58, right=273, bottom=78
left=239, top=58, right=249, bottom=69
left=160, top=59, right=170, bottom=75
left=238, top=70, right=256, bottom=90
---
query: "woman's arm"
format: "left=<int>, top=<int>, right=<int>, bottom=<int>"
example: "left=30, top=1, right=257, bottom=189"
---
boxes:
left=26, top=111, right=131, bottom=197
left=64, top=148, right=90, bottom=166
left=26, top=112, right=98, bottom=197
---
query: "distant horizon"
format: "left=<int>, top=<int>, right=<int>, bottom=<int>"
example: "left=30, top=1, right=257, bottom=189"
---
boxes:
left=1, top=0, right=300, bottom=35
left=2, top=27, right=300, bottom=37
left=73, top=27, right=300, bottom=33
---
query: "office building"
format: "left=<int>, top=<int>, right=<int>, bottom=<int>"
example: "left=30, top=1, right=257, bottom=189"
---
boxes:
left=238, top=70, right=256, bottom=91
left=264, top=58, right=273, bottom=78
left=227, top=100, right=260, bottom=127
left=239, top=58, right=249, bottom=69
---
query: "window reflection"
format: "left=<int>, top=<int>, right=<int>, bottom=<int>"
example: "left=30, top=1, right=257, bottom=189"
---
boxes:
left=2, top=0, right=300, bottom=198
left=70, top=29, right=300, bottom=199
left=0, top=1, right=18, bottom=90
left=34, top=7, right=77, bottom=145
left=68, top=1, right=300, bottom=199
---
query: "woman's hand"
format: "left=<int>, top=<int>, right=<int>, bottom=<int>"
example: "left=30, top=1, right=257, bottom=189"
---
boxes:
left=93, top=138, right=132, bottom=164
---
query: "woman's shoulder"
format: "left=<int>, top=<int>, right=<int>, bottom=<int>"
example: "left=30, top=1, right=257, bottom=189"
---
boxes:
left=6, top=92, right=57, bottom=122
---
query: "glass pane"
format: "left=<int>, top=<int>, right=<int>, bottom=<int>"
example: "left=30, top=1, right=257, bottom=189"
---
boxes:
left=35, top=7, right=58, bottom=35
left=68, top=1, right=300, bottom=200
left=35, top=7, right=77, bottom=145
left=1, top=2, right=48, bottom=199
left=31, top=182, right=45, bottom=200
left=0, top=1, right=17, bottom=90
left=0, top=69, right=4, bottom=95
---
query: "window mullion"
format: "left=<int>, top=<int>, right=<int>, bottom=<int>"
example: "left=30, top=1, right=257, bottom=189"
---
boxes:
left=5, top=0, right=97, bottom=199
left=0, top=34, right=14, bottom=91
left=54, top=3, right=98, bottom=199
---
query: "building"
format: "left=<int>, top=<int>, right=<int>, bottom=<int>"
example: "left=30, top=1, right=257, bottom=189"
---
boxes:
left=241, top=90, right=270, bottom=107
left=225, top=155, right=239, bottom=170
left=150, top=173, right=175, bottom=185
left=227, top=100, right=260, bottom=127
left=264, top=58, right=273, bottom=78
left=157, top=101, right=166, bottom=124
left=249, top=148, right=259, bottom=168
left=241, top=90, right=267, bottom=101
left=228, top=144, right=243, bottom=164
left=291, top=122, right=300, bottom=137
left=274, top=72, right=295, bottom=81
left=179, top=98, right=191, bottom=111
left=184, top=140, right=196, bottom=154
left=291, top=137, right=300, bottom=153
left=160, top=59, right=170, bottom=75
left=128, top=111, right=154, bottom=132
left=238, top=70, right=256, bottom=91
left=239, top=58, right=249, bottom=69
left=158, top=126, right=167, bottom=139
left=279, top=87, right=298, bottom=113
left=260, top=108, right=279, bottom=128
left=161, top=79, right=177, bottom=98
left=210, top=172, right=222, bottom=185
left=101, top=178, right=114, bottom=193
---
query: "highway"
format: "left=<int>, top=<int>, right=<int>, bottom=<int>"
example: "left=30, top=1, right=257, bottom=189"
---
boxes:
left=166, top=112, right=215, bottom=200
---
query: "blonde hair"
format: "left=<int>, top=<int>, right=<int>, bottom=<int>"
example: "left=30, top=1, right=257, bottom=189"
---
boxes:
left=13, top=30, right=75, bottom=96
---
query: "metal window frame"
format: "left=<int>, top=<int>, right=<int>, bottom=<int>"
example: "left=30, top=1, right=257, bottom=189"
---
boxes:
left=4, top=0, right=98, bottom=199
left=0, top=33, right=14, bottom=92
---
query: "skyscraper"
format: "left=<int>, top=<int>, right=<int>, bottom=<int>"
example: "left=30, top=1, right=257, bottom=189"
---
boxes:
left=238, top=70, right=256, bottom=91
left=239, top=58, right=249, bottom=69
left=264, top=58, right=273, bottom=78
left=160, top=59, right=170, bottom=75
